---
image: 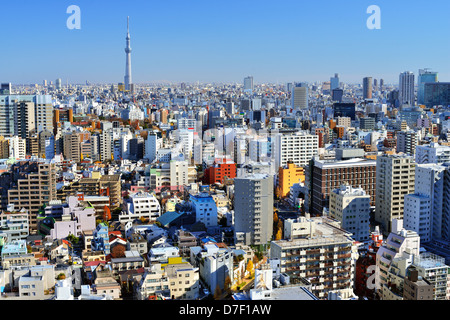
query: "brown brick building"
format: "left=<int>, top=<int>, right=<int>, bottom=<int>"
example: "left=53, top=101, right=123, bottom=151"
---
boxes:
left=308, top=157, right=377, bottom=216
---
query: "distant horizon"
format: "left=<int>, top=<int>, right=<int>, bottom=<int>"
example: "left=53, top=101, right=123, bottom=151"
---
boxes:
left=1, top=0, right=449, bottom=84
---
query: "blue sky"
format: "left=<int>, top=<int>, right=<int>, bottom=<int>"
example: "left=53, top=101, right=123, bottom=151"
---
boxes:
left=1, top=0, right=449, bottom=85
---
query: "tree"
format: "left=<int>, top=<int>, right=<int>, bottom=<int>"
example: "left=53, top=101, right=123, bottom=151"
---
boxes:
left=224, top=276, right=232, bottom=294
left=246, top=260, right=254, bottom=276
left=214, top=285, right=222, bottom=300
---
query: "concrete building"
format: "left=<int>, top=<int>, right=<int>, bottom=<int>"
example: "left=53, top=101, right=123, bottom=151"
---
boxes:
left=0, top=207, right=29, bottom=241
left=121, top=191, right=161, bottom=223
left=399, top=71, right=415, bottom=106
left=276, top=161, right=305, bottom=198
left=329, top=184, right=371, bottom=242
left=189, top=192, right=218, bottom=228
left=396, top=130, right=418, bottom=156
left=308, top=157, right=377, bottom=216
left=375, top=154, right=415, bottom=233
left=413, top=252, right=450, bottom=300
left=234, top=174, right=274, bottom=246
left=190, top=244, right=233, bottom=292
left=270, top=216, right=358, bottom=299
left=7, top=160, right=57, bottom=232
left=415, top=143, right=450, bottom=165
left=291, top=84, right=308, bottom=109
left=403, top=266, right=434, bottom=300
left=273, top=130, right=318, bottom=169
left=403, top=194, right=432, bottom=242
left=375, top=220, right=420, bottom=299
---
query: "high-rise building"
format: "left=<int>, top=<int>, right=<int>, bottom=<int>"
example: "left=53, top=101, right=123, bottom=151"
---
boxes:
left=6, top=160, right=57, bottom=232
left=363, top=77, right=373, bottom=99
left=396, top=130, right=418, bottom=156
left=333, top=103, right=356, bottom=120
left=374, top=154, right=415, bottom=233
left=418, top=69, right=438, bottom=105
left=55, top=78, right=62, bottom=90
left=243, top=76, right=254, bottom=91
left=0, top=95, right=53, bottom=137
left=330, top=73, right=340, bottom=90
left=291, top=83, right=308, bottom=109
left=424, top=82, right=450, bottom=108
left=234, top=174, right=273, bottom=246
left=276, top=161, right=305, bottom=198
left=273, top=130, right=318, bottom=169
left=124, top=16, right=133, bottom=93
left=399, top=71, right=415, bottom=106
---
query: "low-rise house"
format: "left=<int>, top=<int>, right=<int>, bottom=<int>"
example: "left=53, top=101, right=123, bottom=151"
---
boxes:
left=135, top=264, right=171, bottom=300
left=111, top=251, right=146, bottom=275
left=47, top=239, right=72, bottom=263
left=92, top=263, right=121, bottom=300
left=165, top=263, right=200, bottom=300
left=173, top=229, right=198, bottom=257
left=127, top=232, right=148, bottom=256
left=148, top=244, right=180, bottom=264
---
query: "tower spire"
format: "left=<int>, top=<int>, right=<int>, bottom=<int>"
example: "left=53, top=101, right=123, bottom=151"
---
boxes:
left=124, top=16, right=132, bottom=93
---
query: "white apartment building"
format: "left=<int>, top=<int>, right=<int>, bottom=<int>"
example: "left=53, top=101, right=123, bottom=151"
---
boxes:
left=0, top=208, right=29, bottom=242
left=415, top=143, right=450, bottom=165
left=403, top=194, right=432, bottom=242
left=329, top=185, right=371, bottom=242
left=121, top=191, right=161, bottom=223
left=273, top=131, right=319, bottom=169
left=7, top=136, right=26, bottom=159
left=376, top=220, right=420, bottom=299
left=144, top=133, right=162, bottom=163
left=136, top=264, right=171, bottom=300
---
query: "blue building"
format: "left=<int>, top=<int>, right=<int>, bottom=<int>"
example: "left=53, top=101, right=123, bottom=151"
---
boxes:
left=91, top=223, right=110, bottom=255
left=189, top=192, right=218, bottom=228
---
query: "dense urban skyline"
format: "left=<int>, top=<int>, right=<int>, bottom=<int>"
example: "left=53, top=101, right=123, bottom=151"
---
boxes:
left=1, top=0, right=450, bottom=84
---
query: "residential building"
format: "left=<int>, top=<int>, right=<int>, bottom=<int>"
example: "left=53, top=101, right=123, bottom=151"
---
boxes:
left=273, top=130, right=319, bottom=169
left=165, top=263, right=200, bottom=300
left=329, top=184, right=371, bottom=242
left=415, top=143, right=450, bottom=165
left=121, top=191, right=161, bottom=223
left=270, top=216, right=358, bottom=299
left=6, top=160, right=57, bottom=232
left=396, top=130, right=418, bottom=156
left=234, top=174, right=274, bottom=246
left=399, top=71, right=415, bottom=106
left=375, top=154, right=415, bottom=233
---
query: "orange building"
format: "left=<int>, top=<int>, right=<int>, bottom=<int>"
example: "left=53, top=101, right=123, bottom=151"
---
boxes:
left=276, top=161, right=305, bottom=198
left=203, top=158, right=236, bottom=185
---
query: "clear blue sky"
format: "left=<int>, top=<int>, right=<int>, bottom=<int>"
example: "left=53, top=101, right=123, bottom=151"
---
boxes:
left=1, top=0, right=449, bottom=85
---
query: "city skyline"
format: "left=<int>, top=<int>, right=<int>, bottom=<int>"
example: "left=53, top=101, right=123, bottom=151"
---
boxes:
left=1, top=0, right=450, bottom=84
